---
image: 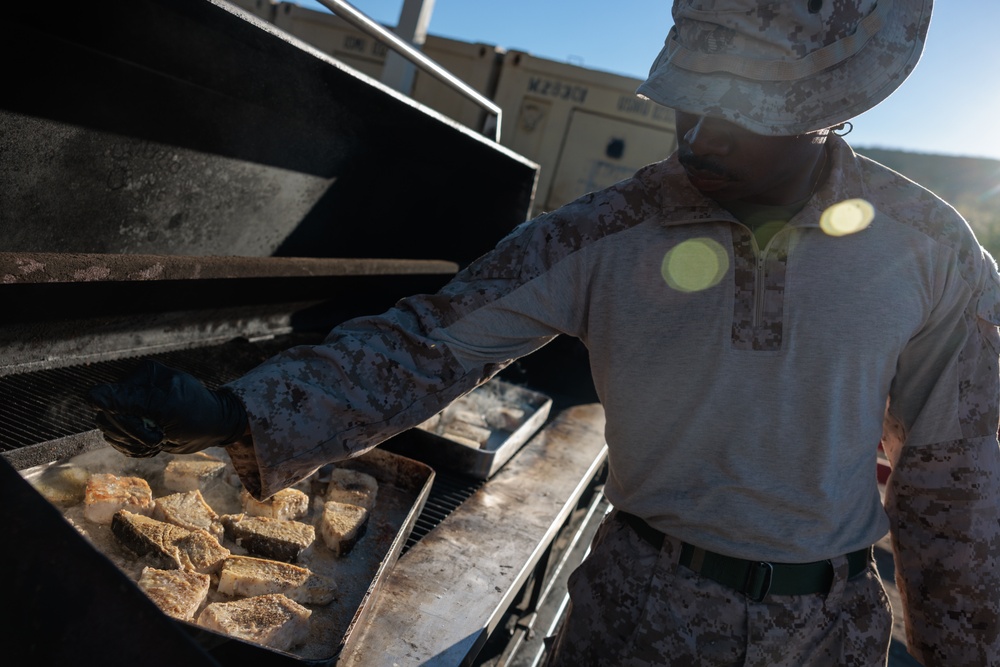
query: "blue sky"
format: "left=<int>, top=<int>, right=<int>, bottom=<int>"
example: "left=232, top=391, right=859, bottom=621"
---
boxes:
left=297, top=1, right=1000, bottom=161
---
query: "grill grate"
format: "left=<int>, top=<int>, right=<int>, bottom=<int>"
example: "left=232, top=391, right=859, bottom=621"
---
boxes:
left=404, top=471, right=485, bottom=553
left=0, top=340, right=272, bottom=453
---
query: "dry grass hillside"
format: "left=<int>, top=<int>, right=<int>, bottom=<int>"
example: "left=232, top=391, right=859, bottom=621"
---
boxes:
left=854, top=147, right=1000, bottom=257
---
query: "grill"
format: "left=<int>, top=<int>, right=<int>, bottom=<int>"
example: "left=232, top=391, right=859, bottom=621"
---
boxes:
left=1, top=336, right=484, bottom=554
left=404, top=473, right=485, bottom=553
left=1, top=342, right=266, bottom=455
left=2, top=1, right=608, bottom=665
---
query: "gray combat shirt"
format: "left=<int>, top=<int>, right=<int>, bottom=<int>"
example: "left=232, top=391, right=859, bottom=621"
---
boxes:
left=225, top=134, right=1000, bottom=663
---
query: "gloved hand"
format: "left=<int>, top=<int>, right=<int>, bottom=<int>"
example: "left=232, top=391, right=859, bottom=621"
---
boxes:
left=87, top=359, right=248, bottom=458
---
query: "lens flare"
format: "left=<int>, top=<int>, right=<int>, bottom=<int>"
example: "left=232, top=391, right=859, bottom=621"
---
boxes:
left=820, top=198, right=875, bottom=236
left=661, top=238, right=729, bottom=292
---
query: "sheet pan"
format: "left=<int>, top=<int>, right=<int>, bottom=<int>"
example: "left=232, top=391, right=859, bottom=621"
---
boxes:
left=19, top=441, right=434, bottom=665
left=383, top=379, right=552, bottom=480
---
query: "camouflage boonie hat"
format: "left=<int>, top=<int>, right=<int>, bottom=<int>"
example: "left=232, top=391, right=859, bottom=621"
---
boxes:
left=636, top=0, right=933, bottom=136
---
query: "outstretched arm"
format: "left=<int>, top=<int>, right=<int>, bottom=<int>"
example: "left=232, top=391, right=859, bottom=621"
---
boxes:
left=881, top=248, right=1000, bottom=666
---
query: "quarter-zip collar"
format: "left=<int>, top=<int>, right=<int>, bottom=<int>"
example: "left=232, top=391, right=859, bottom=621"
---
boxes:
left=642, top=133, right=866, bottom=233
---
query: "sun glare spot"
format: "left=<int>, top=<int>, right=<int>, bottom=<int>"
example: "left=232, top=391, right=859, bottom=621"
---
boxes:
left=661, top=238, right=729, bottom=292
left=820, top=198, right=875, bottom=236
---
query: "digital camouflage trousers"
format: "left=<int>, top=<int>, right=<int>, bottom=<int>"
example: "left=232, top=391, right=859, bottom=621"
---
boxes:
left=545, top=510, right=892, bottom=667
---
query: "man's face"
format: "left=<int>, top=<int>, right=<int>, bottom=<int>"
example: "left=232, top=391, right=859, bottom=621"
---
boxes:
left=674, top=110, right=829, bottom=206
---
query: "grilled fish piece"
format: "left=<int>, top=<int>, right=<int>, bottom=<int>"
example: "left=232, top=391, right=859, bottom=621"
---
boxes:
left=197, top=594, right=311, bottom=651
left=446, top=407, right=488, bottom=427
left=153, top=489, right=224, bottom=541
left=221, top=514, right=315, bottom=563
left=218, top=555, right=336, bottom=605
left=441, top=425, right=490, bottom=449
left=30, top=464, right=91, bottom=507
left=484, top=405, right=526, bottom=431
left=112, top=510, right=230, bottom=574
left=325, top=468, right=378, bottom=513
left=163, top=453, right=227, bottom=493
left=317, top=501, right=369, bottom=557
left=137, top=567, right=211, bottom=622
left=240, top=487, right=309, bottom=521
left=83, top=473, right=155, bottom=524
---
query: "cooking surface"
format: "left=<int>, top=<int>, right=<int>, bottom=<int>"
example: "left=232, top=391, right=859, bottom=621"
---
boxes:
left=1, top=2, right=558, bottom=664
left=0, top=338, right=282, bottom=467
left=339, top=403, right=608, bottom=667
left=20, top=445, right=434, bottom=664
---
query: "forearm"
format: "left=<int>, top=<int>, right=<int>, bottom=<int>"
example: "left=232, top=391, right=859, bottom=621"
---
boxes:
left=885, top=435, right=1000, bottom=666
left=222, top=216, right=587, bottom=498
left=224, top=312, right=502, bottom=498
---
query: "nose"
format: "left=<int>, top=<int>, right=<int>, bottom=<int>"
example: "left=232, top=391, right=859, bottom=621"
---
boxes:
left=682, top=116, right=734, bottom=157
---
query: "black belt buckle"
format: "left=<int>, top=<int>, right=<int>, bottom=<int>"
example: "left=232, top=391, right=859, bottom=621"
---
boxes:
left=743, top=561, right=774, bottom=602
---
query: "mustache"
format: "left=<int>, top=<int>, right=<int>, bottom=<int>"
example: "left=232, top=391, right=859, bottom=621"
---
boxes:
left=677, top=149, right=735, bottom=179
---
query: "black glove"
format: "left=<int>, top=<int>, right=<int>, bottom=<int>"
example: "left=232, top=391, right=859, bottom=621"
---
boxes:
left=87, top=359, right=248, bottom=458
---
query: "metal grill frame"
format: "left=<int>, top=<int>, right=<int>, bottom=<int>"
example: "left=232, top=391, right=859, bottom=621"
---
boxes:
left=2, top=337, right=485, bottom=551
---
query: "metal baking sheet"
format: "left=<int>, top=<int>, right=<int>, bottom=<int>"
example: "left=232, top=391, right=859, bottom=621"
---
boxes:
left=383, top=379, right=553, bottom=479
left=19, top=440, right=434, bottom=665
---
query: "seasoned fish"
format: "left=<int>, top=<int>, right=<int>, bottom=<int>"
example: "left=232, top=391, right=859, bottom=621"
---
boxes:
left=240, top=487, right=309, bottom=521
left=197, top=594, right=311, bottom=651
left=221, top=514, right=315, bottom=563
left=163, top=453, right=227, bottom=493
left=83, top=473, right=155, bottom=525
left=318, top=501, right=369, bottom=557
left=137, top=567, right=211, bottom=622
left=153, top=489, right=224, bottom=541
left=441, top=420, right=492, bottom=449
left=484, top=405, right=525, bottom=431
left=218, top=555, right=336, bottom=605
left=112, top=510, right=230, bottom=574
left=30, top=464, right=91, bottom=507
left=446, top=407, right=488, bottom=428
left=325, top=468, right=378, bottom=513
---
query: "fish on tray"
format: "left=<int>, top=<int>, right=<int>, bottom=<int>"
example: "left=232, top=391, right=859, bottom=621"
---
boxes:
left=112, top=510, right=230, bottom=574
left=153, top=489, right=224, bottom=541
left=196, top=594, right=312, bottom=652
left=221, top=514, right=315, bottom=563
left=217, top=555, right=336, bottom=605
left=137, top=567, right=212, bottom=622
left=84, top=473, right=155, bottom=525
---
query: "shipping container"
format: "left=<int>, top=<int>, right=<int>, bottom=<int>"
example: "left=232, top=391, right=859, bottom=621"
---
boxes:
left=491, top=50, right=677, bottom=213
left=262, top=2, right=678, bottom=215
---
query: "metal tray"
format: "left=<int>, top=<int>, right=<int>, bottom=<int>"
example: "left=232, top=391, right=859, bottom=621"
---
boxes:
left=19, top=441, right=434, bottom=666
left=383, top=379, right=552, bottom=480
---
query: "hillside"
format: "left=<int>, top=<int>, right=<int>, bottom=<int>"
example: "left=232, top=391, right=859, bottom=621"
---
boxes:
left=854, top=146, right=1000, bottom=255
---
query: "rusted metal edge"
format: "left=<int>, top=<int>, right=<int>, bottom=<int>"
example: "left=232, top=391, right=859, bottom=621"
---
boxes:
left=0, top=253, right=459, bottom=284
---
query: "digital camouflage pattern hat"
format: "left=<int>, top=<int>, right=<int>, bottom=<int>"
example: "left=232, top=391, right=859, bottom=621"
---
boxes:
left=636, top=0, right=933, bottom=136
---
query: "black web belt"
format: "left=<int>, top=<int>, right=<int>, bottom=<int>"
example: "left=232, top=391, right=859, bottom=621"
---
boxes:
left=619, top=511, right=872, bottom=602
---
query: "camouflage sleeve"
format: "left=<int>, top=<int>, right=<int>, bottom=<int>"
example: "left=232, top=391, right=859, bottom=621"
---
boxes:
left=222, top=219, right=576, bottom=499
left=881, top=250, right=1000, bottom=666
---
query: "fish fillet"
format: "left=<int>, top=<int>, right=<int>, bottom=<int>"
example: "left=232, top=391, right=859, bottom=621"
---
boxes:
left=442, top=419, right=492, bottom=448
left=112, top=510, right=230, bottom=574
left=197, top=594, right=311, bottom=651
left=137, top=567, right=211, bottom=622
left=325, top=468, right=378, bottom=512
left=163, top=453, right=227, bottom=493
left=153, top=489, right=224, bottom=541
left=31, top=464, right=90, bottom=507
left=84, top=473, right=155, bottom=525
left=240, top=487, right=309, bottom=521
left=484, top=405, right=525, bottom=431
left=218, top=555, right=336, bottom=605
left=221, top=514, right=315, bottom=563
left=318, top=501, right=369, bottom=557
